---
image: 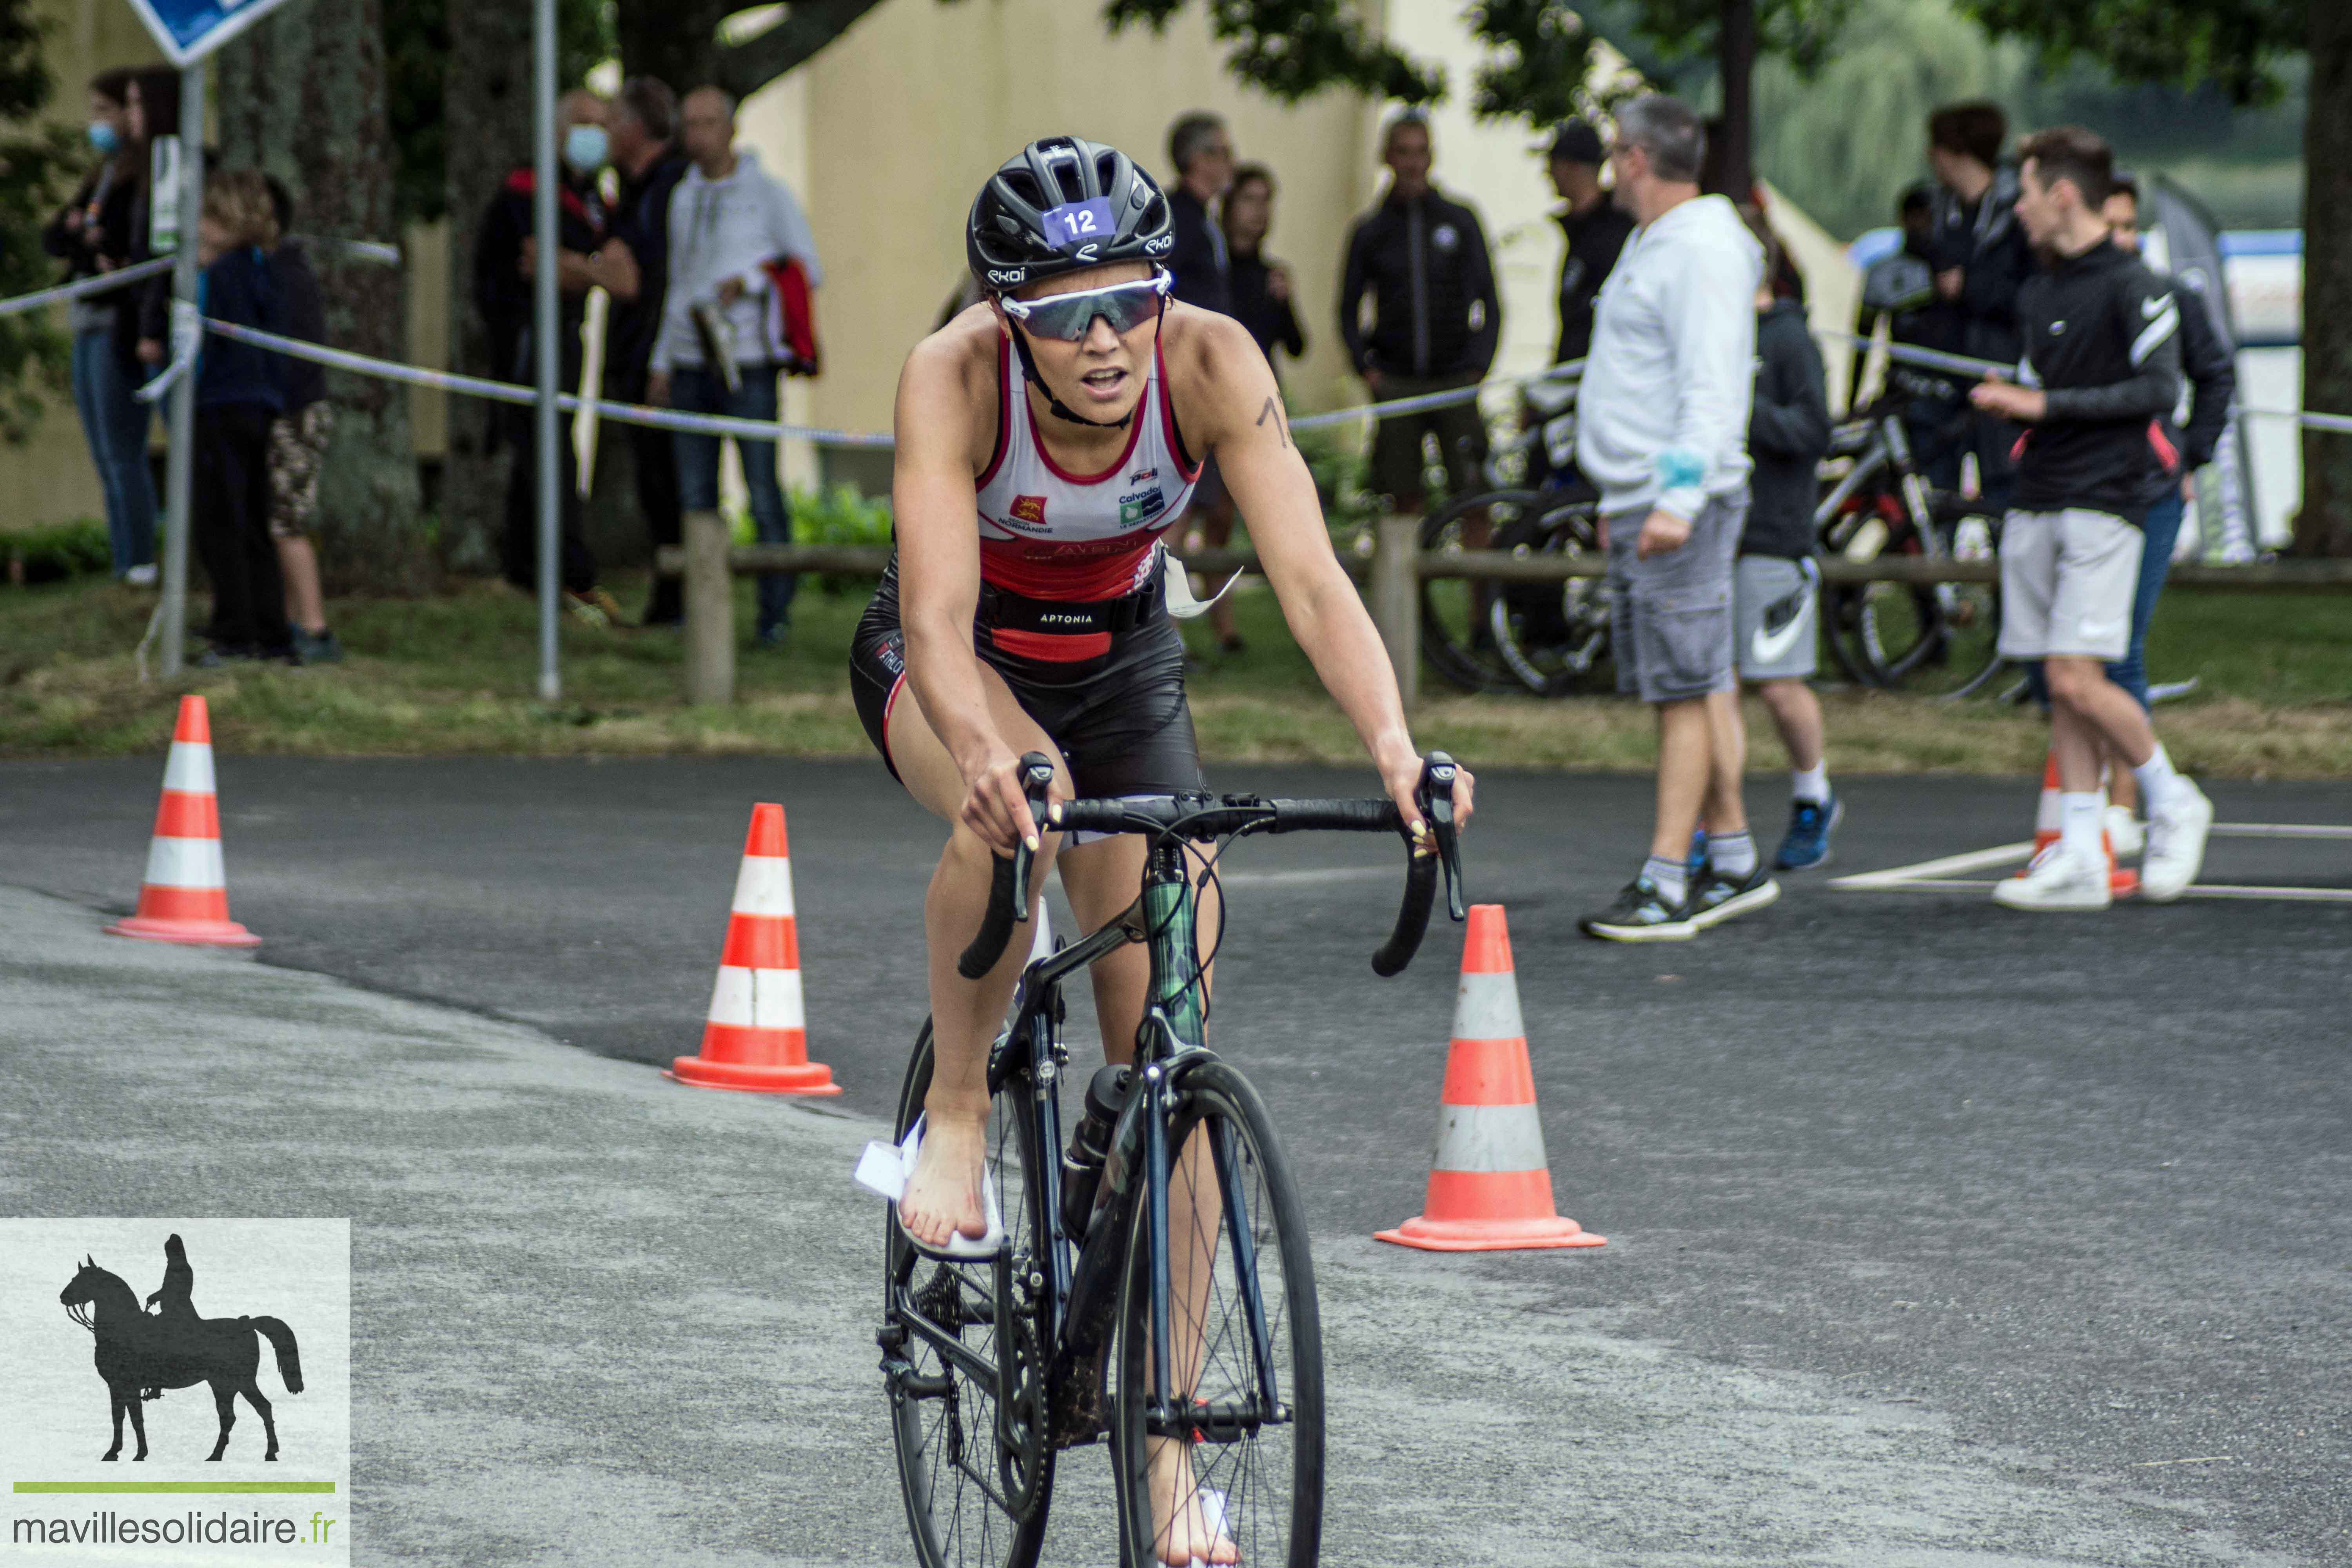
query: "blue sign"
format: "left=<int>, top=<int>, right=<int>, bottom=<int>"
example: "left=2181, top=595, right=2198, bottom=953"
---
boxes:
left=127, top=0, right=310, bottom=67
left=1043, top=199, right=1116, bottom=254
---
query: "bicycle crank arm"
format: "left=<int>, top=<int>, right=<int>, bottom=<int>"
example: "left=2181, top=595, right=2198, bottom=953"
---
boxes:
left=1143, top=1396, right=1292, bottom=1443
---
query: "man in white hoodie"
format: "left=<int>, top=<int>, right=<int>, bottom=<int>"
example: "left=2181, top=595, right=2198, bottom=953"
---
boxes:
left=648, top=85, right=823, bottom=645
left=1574, top=96, right=1769, bottom=942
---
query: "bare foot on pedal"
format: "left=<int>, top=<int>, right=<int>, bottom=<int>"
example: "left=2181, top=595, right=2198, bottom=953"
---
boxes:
left=1148, top=1435, right=1238, bottom=1565
left=898, top=1109, right=989, bottom=1250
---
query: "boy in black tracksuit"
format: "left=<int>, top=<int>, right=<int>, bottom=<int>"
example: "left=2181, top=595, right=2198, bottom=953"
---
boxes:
left=1969, top=127, right=2211, bottom=912
left=1733, top=256, right=1837, bottom=871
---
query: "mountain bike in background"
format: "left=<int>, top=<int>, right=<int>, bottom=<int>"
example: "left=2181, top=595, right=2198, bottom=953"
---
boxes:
left=1419, top=373, right=1614, bottom=697
left=1813, top=397, right=2007, bottom=700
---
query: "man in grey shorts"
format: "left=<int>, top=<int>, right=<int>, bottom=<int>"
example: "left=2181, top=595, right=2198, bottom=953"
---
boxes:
left=1573, top=94, right=1769, bottom=942
left=1969, top=125, right=2212, bottom=910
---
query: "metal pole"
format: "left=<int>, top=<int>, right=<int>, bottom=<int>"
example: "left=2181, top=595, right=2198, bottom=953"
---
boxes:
left=532, top=0, right=561, bottom=700
left=158, top=61, right=204, bottom=678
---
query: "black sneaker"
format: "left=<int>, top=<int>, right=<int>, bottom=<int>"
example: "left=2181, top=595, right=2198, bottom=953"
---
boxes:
left=1579, top=875, right=1698, bottom=942
left=1688, top=864, right=1782, bottom=929
left=291, top=627, right=343, bottom=664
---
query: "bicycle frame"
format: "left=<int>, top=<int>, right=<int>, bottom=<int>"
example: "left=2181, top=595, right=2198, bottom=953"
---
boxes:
left=974, top=834, right=1283, bottom=1451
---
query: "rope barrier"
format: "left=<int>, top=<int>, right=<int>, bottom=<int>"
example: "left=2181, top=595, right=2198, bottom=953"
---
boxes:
left=7, top=257, right=2347, bottom=447
left=0, top=257, right=173, bottom=319
left=200, top=318, right=898, bottom=447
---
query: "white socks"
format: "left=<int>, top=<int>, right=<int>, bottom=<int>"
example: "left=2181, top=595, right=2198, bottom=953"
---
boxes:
left=1708, top=831, right=1759, bottom=878
left=2132, top=742, right=2196, bottom=814
left=2060, top=792, right=2105, bottom=860
left=1643, top=854, right=1688, bottom=906
left=1791, top=764, right=1831, bottom=804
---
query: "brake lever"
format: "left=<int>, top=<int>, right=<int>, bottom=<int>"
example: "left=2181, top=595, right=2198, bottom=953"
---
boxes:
left=1421, top=751, right=1467, bottom=921
left=1007, top=751, right=1056, bottom=924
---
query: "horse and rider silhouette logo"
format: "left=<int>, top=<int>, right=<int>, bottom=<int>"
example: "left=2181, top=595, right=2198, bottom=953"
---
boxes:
left=57, top=1233, right=304, bottom=1463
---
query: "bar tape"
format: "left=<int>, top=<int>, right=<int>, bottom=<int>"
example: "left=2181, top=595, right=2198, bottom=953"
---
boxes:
left=0, top=256, right=174, bottom=319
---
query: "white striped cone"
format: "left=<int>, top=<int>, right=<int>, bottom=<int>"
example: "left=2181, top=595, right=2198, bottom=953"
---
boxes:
left=668, top=802, right=840, bottom=1095
left=1376, top=905, right=1602, bottom=1252
left=106, top=696, right=259, bottom=947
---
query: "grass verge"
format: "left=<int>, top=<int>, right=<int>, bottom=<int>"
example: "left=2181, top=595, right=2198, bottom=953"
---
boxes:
left=4, top=570, right=2348, bottom=776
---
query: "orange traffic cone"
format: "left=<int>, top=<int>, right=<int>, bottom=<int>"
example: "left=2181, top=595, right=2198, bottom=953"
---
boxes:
left=106, top=695, right=260, bottom=948
left=2019, top=749, right=2138, bottom=897
left=1376, top=905, right=1603, bottom=1252
left=667, top=803, right=840, bottom=1096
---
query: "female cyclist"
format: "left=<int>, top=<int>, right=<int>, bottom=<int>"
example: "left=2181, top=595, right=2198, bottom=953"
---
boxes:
left=854, top=136, right=1474, bottom=1563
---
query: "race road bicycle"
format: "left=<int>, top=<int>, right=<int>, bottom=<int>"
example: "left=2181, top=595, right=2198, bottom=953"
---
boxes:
left=878, top=753, right=1467, bottom=1568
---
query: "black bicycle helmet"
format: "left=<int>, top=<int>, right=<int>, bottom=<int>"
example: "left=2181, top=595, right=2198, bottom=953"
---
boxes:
left=967, top=136, right=1174, bottom=295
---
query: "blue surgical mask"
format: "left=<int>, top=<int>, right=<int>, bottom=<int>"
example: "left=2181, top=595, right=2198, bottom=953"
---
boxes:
left=88, top=121, right=120, bottom=155
left=563, top=124, right=609, bottom=174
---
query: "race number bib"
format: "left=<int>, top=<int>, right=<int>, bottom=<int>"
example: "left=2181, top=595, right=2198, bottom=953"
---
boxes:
left=1044, top=198, right=1115, bottom=252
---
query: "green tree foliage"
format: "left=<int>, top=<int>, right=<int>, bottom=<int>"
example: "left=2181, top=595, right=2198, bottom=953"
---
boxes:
left=1101, top=0, right=1443, bottom=103
left=1953, top=0, right=2301, bottom=104
left=0, top=0, right=70, bottom=444
left=1466, top=0, right=1854, bottom=125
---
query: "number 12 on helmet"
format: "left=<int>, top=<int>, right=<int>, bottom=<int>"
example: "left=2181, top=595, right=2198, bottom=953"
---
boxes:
left=1045, top=199, right=1114, bottom=250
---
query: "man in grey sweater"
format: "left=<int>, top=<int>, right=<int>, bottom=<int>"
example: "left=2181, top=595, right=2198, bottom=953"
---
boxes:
left=648, top=86, right=823, bottom=646
left=1573, top=96, right=1769, bottom=942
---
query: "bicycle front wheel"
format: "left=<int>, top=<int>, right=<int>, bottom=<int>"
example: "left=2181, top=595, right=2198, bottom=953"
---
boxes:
left=1107, top=1060, right=1324, bottom=1567
left=882, top=1021, right=1055, bottom=1568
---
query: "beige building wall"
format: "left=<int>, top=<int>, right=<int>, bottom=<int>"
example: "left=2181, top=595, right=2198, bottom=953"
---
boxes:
left=784, top=0, right=1380, bottom=467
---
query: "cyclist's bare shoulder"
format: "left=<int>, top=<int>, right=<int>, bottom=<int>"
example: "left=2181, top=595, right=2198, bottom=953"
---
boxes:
left=896, top=304, right=1003, bottom=475
left=1159, top=302, right=1282, bottom=456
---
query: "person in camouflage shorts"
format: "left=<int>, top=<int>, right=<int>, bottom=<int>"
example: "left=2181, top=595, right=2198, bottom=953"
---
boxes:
left=263, top=180, right=341, bottom=664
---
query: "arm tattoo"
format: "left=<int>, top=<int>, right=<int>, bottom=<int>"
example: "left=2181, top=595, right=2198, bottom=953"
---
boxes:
left=1256, top=395, right=1290, bottom=448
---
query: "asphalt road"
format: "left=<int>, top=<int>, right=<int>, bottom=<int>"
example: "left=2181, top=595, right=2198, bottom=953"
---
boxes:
left=7, top=755, right=2350, bottom=1564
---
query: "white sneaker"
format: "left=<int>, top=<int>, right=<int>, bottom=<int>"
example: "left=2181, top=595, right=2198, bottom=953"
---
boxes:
left=2104, top=804, right=2145, bottom=859
left=2141, top=781, right=2214, bottom=902
left=1993, top=844, right=2112, bottom=912
left=124, top=563, right=158, bottom=587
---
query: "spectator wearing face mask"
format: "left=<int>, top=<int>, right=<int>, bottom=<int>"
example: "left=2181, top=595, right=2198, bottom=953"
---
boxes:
left=43, top=68, right=155, bottom=581
left=472, top=87, right=640, bottom=621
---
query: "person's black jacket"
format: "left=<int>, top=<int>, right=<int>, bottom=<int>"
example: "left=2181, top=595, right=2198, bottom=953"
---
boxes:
left=1338, top=186, right=1499, bottom=382
left=1924, top=165, right=2032, bottom=369
left=2013, top=239, right=2183, bottom=524
left=196, top=246, right=286, bottom=412
left=44, top=163, right=142, bottom=283
left=2170, top=281, right=2236, bottom=471
left=1553, top=196, right=1632, bottom=366
left=474, top=167, right=606, bottom=388
left=609, top=147, right=691, bottom=394
left=45, top=162, right=145, bottom=369
left=269, top=240, right=328, bottom=412
left=1166, top=186, right=1231, bottom=316
left=1745, top=297, right=1832, bottom=560
left=1229, top=250, right=1304, bottom=366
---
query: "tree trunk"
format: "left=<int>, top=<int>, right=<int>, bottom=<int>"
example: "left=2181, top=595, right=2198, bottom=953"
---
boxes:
left=2297, top=1, right=2352, bottom=557
left=217, top=0, right=430, bottom=595
left=440, top=0, right=538, bottom=576
left=1715, top=0, right=1757, bottom=203
left=616, top=0, right=732, bottom=94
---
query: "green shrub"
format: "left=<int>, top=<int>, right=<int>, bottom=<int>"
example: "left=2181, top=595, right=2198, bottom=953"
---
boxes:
left=5, top=519, right=111, bottom=585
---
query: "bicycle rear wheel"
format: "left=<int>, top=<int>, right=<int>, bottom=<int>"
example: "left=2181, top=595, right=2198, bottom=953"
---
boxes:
left=1107, top=1060, right=1323, bottom=1567
left=1484, top=496, right=1611, bottom=697
left=882, top=1022, right=1055, bottom=1568
left=1420, top=489, right=1540, bottom=693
